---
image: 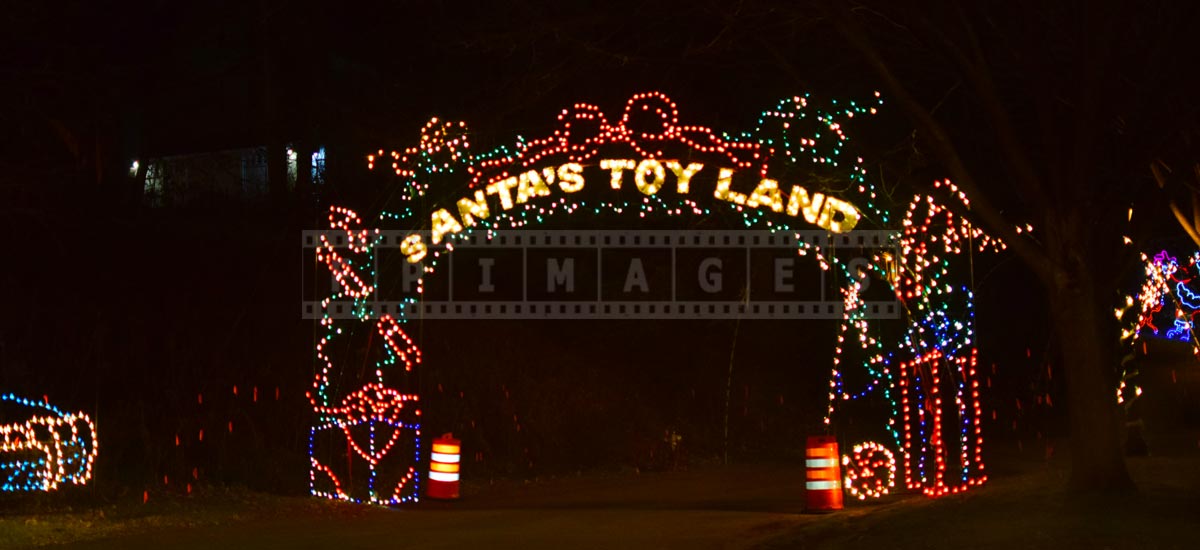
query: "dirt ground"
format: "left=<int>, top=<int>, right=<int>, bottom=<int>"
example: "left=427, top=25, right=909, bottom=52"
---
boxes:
left=3, top=436, right=1199, bottom=549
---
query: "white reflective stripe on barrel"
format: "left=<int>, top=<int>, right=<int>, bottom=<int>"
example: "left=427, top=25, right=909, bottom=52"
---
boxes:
left=806, top=480, right=839, bottom=491
left=806, top=458, right=836, bottom=468
left=431, top=452, right=460, bottom=463
left=429, top=471, right=460, bottom=482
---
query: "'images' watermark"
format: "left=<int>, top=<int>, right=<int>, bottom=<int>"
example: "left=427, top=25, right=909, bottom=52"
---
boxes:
left=303, top=230, right=898, bottom=320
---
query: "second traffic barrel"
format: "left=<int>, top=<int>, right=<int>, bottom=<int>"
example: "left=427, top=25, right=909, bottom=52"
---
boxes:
left=805, top=435, right=843, bottom=512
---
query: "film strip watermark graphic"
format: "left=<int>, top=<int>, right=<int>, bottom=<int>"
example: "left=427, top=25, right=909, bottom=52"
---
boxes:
left=302, top=230, right=899, bottom=319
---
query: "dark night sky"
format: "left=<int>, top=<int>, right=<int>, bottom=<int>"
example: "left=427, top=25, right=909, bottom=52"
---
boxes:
left=7, top=1, right=1195, bottom=208
left=5, top=1, right=892, bottom=158
left=5, top=0, right=1196, bottom=364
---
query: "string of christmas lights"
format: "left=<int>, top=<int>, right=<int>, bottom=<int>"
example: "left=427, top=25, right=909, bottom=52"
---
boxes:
left=826, top=182, right=1006, bottom=497
left=0, top=394, right=98, bottom=493
left=366, top=91, right=883, bottom=296
left=369, top=118, right=472, bottom=201
left=826, top=281, right=899, bottom=449
left=726, top=92, right=888, bottom=223
left=841, top=441, right=897, bottom=500
left=349, top=92, right=998, bottom=502
left=1118, top=249, right=1200, bottom=355
left=310, top=208, right=423, bottom=506
left=1114, top=248, right=1200, bottom=405
left=897, top=349, right=986, bottom=496
left=890, top=188, right=996, bottom=495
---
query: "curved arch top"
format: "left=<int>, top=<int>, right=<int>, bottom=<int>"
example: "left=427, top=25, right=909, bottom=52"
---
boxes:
left=368, top=91, right=885, bottom=264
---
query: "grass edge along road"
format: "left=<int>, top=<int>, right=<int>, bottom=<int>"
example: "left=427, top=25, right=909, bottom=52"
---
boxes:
left=3, top=446, right=1199, bottom=549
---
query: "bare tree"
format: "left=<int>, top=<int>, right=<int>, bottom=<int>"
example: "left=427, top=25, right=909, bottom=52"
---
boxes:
left=1152, top=162, right=1200, bottom=247
left=813, top=1, right=1199, bottom=491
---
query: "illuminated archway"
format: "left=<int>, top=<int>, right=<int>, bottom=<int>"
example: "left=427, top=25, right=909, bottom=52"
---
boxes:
left=308, top=91, right=995, bottom=504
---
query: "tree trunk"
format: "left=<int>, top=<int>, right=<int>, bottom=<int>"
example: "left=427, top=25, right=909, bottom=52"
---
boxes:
left=1048, top=259, right=1134, bottom=493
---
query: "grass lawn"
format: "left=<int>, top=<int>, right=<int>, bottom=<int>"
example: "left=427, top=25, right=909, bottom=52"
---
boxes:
left=1, top=435, right=1197, bottom=549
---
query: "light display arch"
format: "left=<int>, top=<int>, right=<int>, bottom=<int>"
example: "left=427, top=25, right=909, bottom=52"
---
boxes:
left=309, top=91, right=997, bottom=505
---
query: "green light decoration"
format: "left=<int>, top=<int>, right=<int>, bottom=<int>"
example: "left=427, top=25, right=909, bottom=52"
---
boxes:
left=827, top=183, right=1009, bottom=497
left=313, top=90, right=999, bottom=505
left=309, top=207, right=423, bottom=505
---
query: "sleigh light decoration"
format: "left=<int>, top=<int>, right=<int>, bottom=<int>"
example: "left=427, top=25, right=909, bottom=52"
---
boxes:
left=1, top=394, right=98, bottom=493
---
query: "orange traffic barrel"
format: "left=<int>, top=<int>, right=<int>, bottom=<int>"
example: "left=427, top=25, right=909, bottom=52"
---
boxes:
left=805, top=435, right=843, bottom=512
left=427, top=433, right=461, bottom=500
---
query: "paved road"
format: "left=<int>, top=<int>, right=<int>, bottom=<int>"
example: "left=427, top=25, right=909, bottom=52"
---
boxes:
left=54, top=464, right=855, bottom=550
left=48, top=448, right=1200, bottom=549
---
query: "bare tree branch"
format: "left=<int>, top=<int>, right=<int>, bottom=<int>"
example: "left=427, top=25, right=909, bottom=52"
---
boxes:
left=828, top=2, right=1055, bottom=285
left=935, top=6, right=1051, bottom=212
left=1153, top=160, right=1200, bottom=248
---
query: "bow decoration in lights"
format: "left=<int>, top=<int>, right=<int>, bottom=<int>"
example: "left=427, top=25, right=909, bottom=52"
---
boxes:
left=460, top=92, right=769, bottom=191
left=368, top=91, right=886, bottom=268
left=334, top=383, right=420, bottom=466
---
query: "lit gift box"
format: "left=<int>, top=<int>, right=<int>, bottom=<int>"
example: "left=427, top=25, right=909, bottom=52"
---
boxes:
left=309, top=383, right=422, bottom=505
left=897, top=348, right=986, bottom=497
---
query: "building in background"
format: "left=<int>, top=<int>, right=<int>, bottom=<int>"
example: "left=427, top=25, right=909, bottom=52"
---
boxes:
left=132, top=146, right=325, bottom=206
